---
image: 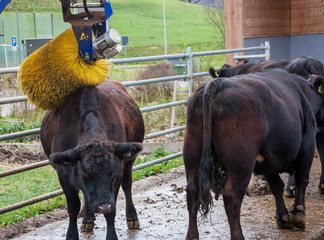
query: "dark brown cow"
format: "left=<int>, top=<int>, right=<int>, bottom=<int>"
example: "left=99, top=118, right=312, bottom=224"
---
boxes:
left=210, top=56, right=324, bottom=196
left=41, top=81, right=144, bottom=240
left=183, top=69, right=324, bottom=240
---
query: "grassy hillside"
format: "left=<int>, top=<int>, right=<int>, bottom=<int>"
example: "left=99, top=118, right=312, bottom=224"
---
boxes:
left=1, top=0, right=224, bottom=67
left=3, top=0, right=61, bottom=11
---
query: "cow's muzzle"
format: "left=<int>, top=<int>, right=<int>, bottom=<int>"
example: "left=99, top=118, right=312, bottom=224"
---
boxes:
left=97, top=203, right=112, bottom=214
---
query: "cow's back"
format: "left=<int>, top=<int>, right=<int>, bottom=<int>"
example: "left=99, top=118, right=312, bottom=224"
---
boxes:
left=41, top=80, right=144, bottom=156
left=187, top=70, right=316, bottom=172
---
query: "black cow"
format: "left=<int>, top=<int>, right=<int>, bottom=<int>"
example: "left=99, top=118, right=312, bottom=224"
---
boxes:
left=183, top=69, right=324, bottom=240
left=213, top=56, right=324, bottom=79
left=210, top=56, right=324, bottom=196
left=41, top=81, right=144, bottom=240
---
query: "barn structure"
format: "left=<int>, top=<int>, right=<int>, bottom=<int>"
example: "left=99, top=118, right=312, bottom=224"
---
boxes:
left=224, top=0, right=324, bottom=65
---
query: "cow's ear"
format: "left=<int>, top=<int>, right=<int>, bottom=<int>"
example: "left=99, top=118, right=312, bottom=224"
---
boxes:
left=114, top=142, right=143, bottom=160
left=49, top=149, right=80, bottom=166
left=208, top=68, right=219, bottom=78
left=221, top=63, right=232, bottom=69
left=309, top=75, right=324, bottom=93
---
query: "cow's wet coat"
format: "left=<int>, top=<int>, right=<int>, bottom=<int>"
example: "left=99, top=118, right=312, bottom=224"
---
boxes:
left=13, top=157, right=324, bottom=240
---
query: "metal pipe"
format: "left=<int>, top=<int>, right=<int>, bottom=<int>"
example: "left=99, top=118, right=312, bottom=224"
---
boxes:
left=0, top=189, right=64, bottom=215
left=109, top=53, right=186, bottom=64
left=192, top=45, right=266, bottom=57
left=133, top=152, right=182, bottom=171
left=0, top=66, right=20, bottom=74
left=4, top=46, right=8, bottom=68
left=140, top=100, right=187, bottom=113
left=0, top=95, right=26, bottom=104
left=234, top=54, right=267, bottom=60
left=0, top=128, right=40, bottom=141
left=193, top=72, right=210, bottom=78
left=144, top=126, right=185, bottom=140
left=186, top=47, right=193, bottom=96
left=163, top=0, right=167, bottom=55
left=265, top=41, right=270, bottom=60
left=16, top=11, right=21, bottom=64
left=122, top=75, right=186, bottom=87
left=33, top=11, right=37, bottom=38
left=51, top=12, right=54, bottom=37
left=0, top=160, right=50, bottom=178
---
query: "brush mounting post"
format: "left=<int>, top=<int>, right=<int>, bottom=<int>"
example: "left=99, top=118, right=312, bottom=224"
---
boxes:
left=60, top=0, right=120, bottom=62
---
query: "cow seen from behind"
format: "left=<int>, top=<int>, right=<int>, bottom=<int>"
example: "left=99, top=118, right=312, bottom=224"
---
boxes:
left=210, top=56, right=324, bottom=196
left=183, top=69, right=324, bottom=240
left=41, top=81, right=144, bottom=240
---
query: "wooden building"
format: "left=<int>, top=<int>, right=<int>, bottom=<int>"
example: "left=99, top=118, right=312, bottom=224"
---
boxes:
left=225, top=0, right=324, bottom=64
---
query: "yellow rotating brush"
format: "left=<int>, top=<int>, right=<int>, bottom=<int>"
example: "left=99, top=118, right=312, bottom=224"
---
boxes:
left=18, top=28, right=111, bottom=110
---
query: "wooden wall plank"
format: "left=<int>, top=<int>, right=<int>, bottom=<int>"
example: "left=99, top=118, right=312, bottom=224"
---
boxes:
left=243, top=0, right=291, bottom=38
left=224, top=0, right=244, bottom=64
left=291, top=0, right=324, bottom=34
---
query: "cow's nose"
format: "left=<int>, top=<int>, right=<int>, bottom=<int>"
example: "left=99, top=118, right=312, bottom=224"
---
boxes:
left=97, top=203, right=112, bottom=213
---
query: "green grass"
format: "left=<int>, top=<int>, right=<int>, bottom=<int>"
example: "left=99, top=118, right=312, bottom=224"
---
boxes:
left=133, top=147, right=183, bottom=181
left=0, top=165, right=65, bottom=226
left=0, top=147, right=183, bottom=226
left=0, top=120, right=41, bottom=142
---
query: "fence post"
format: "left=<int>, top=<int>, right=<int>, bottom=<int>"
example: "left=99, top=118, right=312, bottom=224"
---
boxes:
left=4, top=46, right=8, bottom=68
left=16, top=11, right=21, bottom=64
left=51, top=12, right=54, bottom=37
left=33, top=11, right=37, bottom=38
left=186, top=47, right=193, bottom=96
left=264, top=41, right=270, bottom=60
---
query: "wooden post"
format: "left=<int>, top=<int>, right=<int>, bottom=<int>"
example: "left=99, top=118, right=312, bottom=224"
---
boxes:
left=224, top=0, right=244, bottom=65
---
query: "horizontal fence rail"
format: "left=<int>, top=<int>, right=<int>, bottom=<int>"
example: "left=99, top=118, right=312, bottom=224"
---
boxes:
left=0, top=151, right=183, bottom=215
left=0, top=126, right=186, bottom=179
left=0, top=42, right=270, bottom=215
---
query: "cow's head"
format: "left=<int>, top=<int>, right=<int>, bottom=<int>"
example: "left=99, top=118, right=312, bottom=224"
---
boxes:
left=309, top=75, right=324, bottom=126
left=49, top=138, right=142, bottom=214
left=211, top=60, right=250, bottom=78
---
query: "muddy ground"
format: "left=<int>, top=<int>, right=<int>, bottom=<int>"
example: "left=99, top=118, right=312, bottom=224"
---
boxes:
left=0, top=145, right=324, bottom=240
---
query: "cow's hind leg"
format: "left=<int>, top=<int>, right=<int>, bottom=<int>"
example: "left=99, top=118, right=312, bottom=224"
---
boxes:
left=316, top=131, right=324, bottom=194
left=184, top=155, right=200, bottom=240
left=183, top=134, right=202, bottom=240
left=289, top=147, right=314, bottom=229
left=264, top=173, right=292, bottom=229
left=80, top=193, right=95, bottom=232
left=222, top=170, right=251, bottom=240
left=122, top=161, right=140, bottom=229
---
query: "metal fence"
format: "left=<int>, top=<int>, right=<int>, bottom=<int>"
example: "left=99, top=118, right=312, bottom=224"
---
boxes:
left=0, top=42, right=270, bottom=215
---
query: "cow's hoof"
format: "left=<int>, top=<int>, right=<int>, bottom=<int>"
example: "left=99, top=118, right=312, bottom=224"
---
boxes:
left=81, top=221, right=95, bottom=232
left=127, top=217, right=140, bottom=229
left=284, top=186, right=296, bottom=198
left=276, top=214, right=293, bottom=229
left=319, top=183, right=324, bottom=194
left=289, top=205, right=305, bottom=229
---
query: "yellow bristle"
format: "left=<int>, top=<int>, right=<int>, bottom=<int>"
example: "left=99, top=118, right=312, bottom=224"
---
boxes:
left=17, top=28, right=111, bottom=110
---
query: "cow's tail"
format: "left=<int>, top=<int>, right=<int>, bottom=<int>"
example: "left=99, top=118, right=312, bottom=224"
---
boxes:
left=199, top=79, right=225, bottom=217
